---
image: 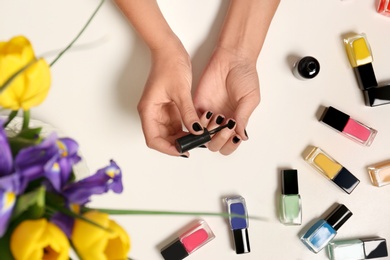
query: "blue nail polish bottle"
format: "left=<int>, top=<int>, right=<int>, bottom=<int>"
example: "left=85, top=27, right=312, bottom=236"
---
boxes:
left=300, top=204, right=352, bottom=253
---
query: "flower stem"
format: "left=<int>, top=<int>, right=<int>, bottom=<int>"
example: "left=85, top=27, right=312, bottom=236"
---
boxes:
left=22, top=110, right=30, bottom=130
left=50, top=0, right=105, bottom=67
left=85, top=208, right=267, bottom=221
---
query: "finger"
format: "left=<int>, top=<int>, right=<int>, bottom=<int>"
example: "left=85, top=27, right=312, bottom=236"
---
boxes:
left=207, top=114, right=225, bottom=130
left=234, top=97, right=260, bottom=141
left=199, top=110, right=213, bottom=127
left=139, top=105, right=187, bottom=157
left=174, top=91, right=203, bottom=135
left=220, top=135, right=241, bottom=155
left=208, top=119, right=236, bottom=152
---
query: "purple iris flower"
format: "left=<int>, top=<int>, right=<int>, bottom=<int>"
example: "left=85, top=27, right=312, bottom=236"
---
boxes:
left=14, top=133, right=81, bottom=191
left=62, top=160, right=123, bottom=205
left=0, top=120, right=13, bottom=177
left=0, top=174, right=23, bottom=237
left=52, top=160, right=123, bottom=237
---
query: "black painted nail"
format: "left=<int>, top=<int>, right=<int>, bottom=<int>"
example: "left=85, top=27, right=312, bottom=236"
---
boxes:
left=233, top=136, right=241, bottom=144
left=244, top=129, right=249, bottom=139
left=180, top=154, right=188, bottom=158
left=198, top=145, right=207, bottom=148
left=192, top=122, right=202, bottom=132
left=216, top=116, right=224, bottom=125
left=227, top=119, right=236, bottom=129
left=206, top=111, right=213, bottom=119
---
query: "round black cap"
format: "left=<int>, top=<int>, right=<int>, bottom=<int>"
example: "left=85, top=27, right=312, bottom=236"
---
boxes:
left=325, top=204, right=352, bottom=231
left=175, top=129, right=211, bottom=153
left=297, top=56, right=320, bottom=79
left=233, top=229, right=250, bottom=254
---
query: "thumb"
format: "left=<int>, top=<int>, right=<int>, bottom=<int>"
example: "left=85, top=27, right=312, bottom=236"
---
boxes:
left=174, top=91, right=203, bottom=135
left=234, top=97, right=260, bottom=140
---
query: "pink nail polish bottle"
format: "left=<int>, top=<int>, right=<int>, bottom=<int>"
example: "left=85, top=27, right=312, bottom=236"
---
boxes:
left=320, top=106, right=377, bottom=146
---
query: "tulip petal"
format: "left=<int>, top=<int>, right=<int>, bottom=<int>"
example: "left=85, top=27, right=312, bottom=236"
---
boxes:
left=10, top=219, right=47, bottom=260
left=10, top=219, right=69, bottom=260
left=72, top=211, right=110, bottom=253
left=105, top=219, right=131, bottom=259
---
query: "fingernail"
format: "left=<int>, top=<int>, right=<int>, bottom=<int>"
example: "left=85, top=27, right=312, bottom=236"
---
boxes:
left=198, top=145, right=207, bottom=148
left=216, top=115, right=224, bottom=125
left=227, top=119, right=236, bottom=129
left=244, top=129, right=249, bottom=139
left=192, top=122, right=202, bottom=132
left=232, top=136, right=241, bottom=144
left=206, top=111, right=213, bottom=119
left=180, top=154, right=188, bottom=158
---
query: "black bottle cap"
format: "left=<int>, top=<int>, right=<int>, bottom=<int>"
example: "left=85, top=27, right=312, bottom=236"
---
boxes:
left=354, top=63, right=378, bottom=90
left=175, top=129, right=211, bottom=153
left=320, top=106, right=349, bottom=132
left=362, top=238, right=388, bottom=259
left=332, top=168, right=360, bottom=194
left=364, top=84, right=390, bottom=107
left=325, top=204, right=352, bottom=231
left=160, top=238, right=189, bottom=260
left=281, top=169, right=299, bottom=195
left=296, top=56, right=320, bottom=79
left=233, top=229, right=251, bottom=254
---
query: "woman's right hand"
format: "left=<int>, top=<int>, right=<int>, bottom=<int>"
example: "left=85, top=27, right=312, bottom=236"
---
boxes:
left=137, top=42, right=202, bottom=157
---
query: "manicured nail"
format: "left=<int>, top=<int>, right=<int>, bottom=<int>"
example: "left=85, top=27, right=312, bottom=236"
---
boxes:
left=206, top=111, right=213, bottom=119
left=227, top=119, right=236, bottom=129
left=198, top=145, right=207, bottom=148
left=180, top=154, right=188, bottom=158
left=232, top=136, right=241, bottom=144
left=244, top=129, right=249, bottom=139
left=216, top=115, right=224, bottom=125
left=192, top=122, right=202, bottom=132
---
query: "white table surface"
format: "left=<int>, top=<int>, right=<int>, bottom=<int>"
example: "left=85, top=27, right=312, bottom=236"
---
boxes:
left=1, top=1, right=390, bottom=259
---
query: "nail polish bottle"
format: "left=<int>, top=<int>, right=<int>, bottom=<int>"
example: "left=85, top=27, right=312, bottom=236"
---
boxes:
left=343, top=33, right=390, bottom=106
left=343, top=33, right=377, bottom=91
left=304, top=146, right=360, bottom=194
left=224, top=196, right=250, bottom=254
left=160, top=220, right=215, bottom=260
left=367, top=159, right=390, bottom=187
left=320, top=106, right=377, bottom=146
left=300, top=204, right=352, bottom=253
left=175, top=120, right=235, bottom=153
left=292, top=56, right=320, bottom=80
left=328, top=237, right=388, bottom=260
left=279, top=169, right=302, bottom=225
left=377, top=0, right=390, bottom=16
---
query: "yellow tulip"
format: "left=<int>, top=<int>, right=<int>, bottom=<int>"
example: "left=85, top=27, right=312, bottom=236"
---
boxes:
left=0, top=35, right=51, bottom=110
left=10, top=218, right=70, bottom=260
left=72, top=211, right=131, bottom=260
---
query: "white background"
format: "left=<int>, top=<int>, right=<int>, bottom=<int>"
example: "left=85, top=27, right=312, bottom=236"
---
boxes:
left=1, top=1, right=390, bottom=259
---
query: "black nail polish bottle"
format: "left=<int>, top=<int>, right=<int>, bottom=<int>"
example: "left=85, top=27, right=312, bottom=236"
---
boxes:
left=292, top=56, right=320, bottom=80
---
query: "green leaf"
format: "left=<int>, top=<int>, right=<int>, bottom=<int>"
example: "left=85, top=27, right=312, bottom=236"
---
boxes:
left=2, top=110, right=18, bottom=128
left=83, top=208, right=268, bottom=221
left=0, top=232, right=14, bottom=260
left=49, top=0, right=105, bottom=67
left=11, top=186, right=46, bottom=221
